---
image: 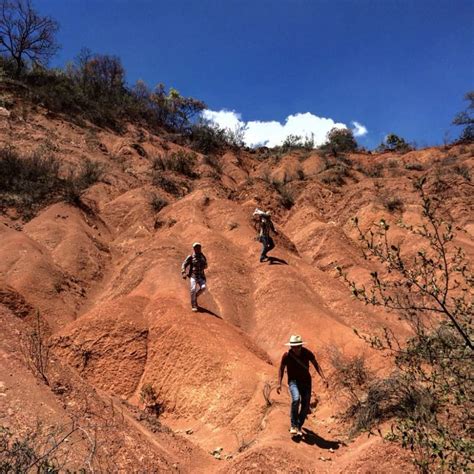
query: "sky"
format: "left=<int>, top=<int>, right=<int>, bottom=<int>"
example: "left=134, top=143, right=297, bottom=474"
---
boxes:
left=38, top=0, right=474, bottom=149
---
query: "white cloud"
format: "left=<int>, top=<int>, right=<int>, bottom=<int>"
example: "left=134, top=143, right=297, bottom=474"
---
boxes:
left=202, top=109, right=367, bottom=148
left=202, top=109, right=242, bottom=131
left=352, top=121, right=368, bottom=137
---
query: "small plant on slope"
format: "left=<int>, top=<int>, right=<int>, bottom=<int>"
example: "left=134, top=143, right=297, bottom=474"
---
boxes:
left=337, top=178, right=473, bottom=472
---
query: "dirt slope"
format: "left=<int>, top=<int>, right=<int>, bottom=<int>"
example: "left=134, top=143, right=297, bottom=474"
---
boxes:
left=0, top=95, right=472, bottom=471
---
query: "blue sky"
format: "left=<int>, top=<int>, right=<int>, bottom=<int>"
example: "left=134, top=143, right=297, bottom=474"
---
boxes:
left=39, top=0, right=474, bottom=148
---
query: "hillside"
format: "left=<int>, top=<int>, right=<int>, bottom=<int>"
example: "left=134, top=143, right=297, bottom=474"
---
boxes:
left=1, top=90, right=473, bottom=472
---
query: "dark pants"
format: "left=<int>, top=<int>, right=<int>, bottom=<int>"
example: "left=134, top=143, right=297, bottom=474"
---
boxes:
left=260, top=235, right=275, bottom=260
left=289, top=380, right=311, bottom=429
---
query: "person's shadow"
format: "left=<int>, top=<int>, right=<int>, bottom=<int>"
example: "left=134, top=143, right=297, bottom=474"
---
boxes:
left=291, top=428, right=341, bottom=449
left=267, top=256, right=288, bottom=265
left=197, top=306, right=222, bottom=319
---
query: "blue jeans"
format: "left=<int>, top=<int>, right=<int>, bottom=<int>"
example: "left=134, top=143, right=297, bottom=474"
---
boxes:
left=260, top=235, right=275, bottom=260
left=289, top=380, right=311, bottom=429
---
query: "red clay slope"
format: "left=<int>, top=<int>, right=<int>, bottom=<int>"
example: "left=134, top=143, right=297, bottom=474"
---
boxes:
left=1, top=96, right=472, bottom=471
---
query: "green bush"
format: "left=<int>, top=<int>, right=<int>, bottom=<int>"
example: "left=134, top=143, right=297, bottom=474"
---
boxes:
left=320, top=127, right=358, bottom=156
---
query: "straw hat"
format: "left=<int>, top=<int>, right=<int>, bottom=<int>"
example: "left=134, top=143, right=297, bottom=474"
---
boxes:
left=253, top=208, right=271, bottom=218
left=285, top=335, right=304, bottom=346
left=192, top=242, right=202, bottom=248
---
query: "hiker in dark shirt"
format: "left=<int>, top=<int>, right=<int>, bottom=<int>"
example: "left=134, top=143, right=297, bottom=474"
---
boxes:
left=277, top=334, right=328, bottom=436
left=181, top=242, right=208, bottom=312
left=253, top=208, right=278, bottom=262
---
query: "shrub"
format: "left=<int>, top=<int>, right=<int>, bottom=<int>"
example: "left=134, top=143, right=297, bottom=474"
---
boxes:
left=272, top=180, right=295, bottom=209
left=149, top=193, right=168, bottom=213
left=452, top=164, right=471, bottom=181
left=378, top=134, right=412, bottom=152
left=202, top=154, right=222, bottom=174
left=140, top=384, right=161, bottom=416
left=328, top=348, right=372, bottom=406
left=296, top=167, right=305, bottom=180
left=358, top=163, right=384, bottom=178
left=20, top=311, right=51, bottom=385
left=320, top=128, right=358, bottom=156
left=152, top=174, right=181, bottom=196
left=321, top=163, right=352, bottom=186
left=382, top=196, right=404, bottom=213
left=0, top=422, right=78, bottom=472
left=7, top=49, right=206, bottom=133
left=344, top=374, right=433, bottom=437
left=75, top=158, right=103, bottom=188
left=0, top=146, right=62, bottom=214
left=188, top=120, right=246, bottom=154
left=188, top=122, right=228, bottom=154
left=338, top=178, right=473, bottom=471
left=152, top=150, right=197, bottom=178
left=281, top=133, right=314, bottom=152
left=405, top=162, right=424, bottom=171
left=0, top=146, right=103, bottom=216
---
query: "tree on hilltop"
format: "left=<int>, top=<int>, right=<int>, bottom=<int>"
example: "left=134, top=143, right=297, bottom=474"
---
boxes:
left=0, top=0, right=59, bottom=76
left=322, top=127, right=358, bottom=156
left=378, top=133, right=412, bottom=152
left=453, top=91, right=474, bottom=143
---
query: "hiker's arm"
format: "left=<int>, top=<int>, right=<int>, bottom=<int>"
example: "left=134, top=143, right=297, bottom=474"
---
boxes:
left=277, top=355, right=286, bottom=394
left=253, top=220, right=260, bottom=237
left=311, top=355, right=328, bottom=387
left=181, top=256, right=190, bottom=278
left=271, top=220, right=278, bottom=235
left=204, top=255, right=208, bottom=270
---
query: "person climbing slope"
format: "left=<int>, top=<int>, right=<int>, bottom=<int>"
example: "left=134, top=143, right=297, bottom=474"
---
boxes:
left=181, top=242, right=208, bottom=312
left=253, top=208, right=278, bottom=262
left=277, top=335, right=328, bottom=436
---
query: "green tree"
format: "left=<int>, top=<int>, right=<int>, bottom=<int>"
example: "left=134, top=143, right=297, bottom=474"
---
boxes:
left=378, top=133, right=411, bottom=152
left=453, top=91, right=474, bottom=142
left=324, top=127, right=358, bottom=155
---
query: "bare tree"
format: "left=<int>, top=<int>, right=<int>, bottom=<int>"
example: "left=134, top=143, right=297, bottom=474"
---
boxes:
left=21, top=310, right=51, bottom=385
left=0, top=0, right=59, bottom=76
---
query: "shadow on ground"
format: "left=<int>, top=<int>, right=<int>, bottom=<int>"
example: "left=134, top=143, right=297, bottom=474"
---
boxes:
left=197, top=306, right=222, bottom=319
left=291, top=428, right=341, bottom=449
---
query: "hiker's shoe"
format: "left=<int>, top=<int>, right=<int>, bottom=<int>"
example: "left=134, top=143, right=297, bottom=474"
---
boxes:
left=191, top=307, right=198, bottom=312
left=289, top=426, right=298, bottom=435
left=260, top=257, right=266, bottom=262
left=296, top=428, right=303, bottom=436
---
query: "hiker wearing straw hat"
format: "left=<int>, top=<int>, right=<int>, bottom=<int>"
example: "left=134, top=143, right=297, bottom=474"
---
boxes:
left=181, top=242, right=208, bottom=312
left=253, top=208, right=278, bottom=262
left=277, top=335, right=328, bottom=436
